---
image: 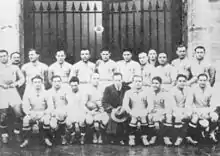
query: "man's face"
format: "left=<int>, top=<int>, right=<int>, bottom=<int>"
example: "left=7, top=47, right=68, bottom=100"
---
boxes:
left=101, top=51, right=110, bottom=62
left=70, top=81, right=79, bottom=92
left=80, top=50, right=90, bottom=62
left=158, top=53, right=167, bottom=65
left=195, top=48, right=205, bottom=60
left=113, top=75, right=123, bottom=87
left=148, top=50, right=157, bottom=61
left=0, top=52, right=8, bottom=64
left=29, top=50, right=39, bottom=62
left=177, top=47, right=186, bottom=59
left=176, top=77, right=187, bottom=89
left=139, top=53, right=148, bottom=65
left=152, top=79, right=161, bottom=91
left=11, top=53, right=21, bottom=65
left=122, top=51, right=132, bottom=62
left=52, top=77, right=62, bottom=90
left=56, top=51, right=66, bottom=64
left=133, top=76, right=143, bottom=89
left=91, top=73, right=100, bottom=86
left=32, top=78, right=42, bottom=90
left=198, top=76, right=207, bottom=88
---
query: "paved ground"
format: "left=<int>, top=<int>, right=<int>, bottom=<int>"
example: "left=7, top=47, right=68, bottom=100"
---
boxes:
left=0, top=143, right=220, bottom=156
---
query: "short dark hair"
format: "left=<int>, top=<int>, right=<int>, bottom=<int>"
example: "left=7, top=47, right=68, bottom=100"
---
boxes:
left=31, top=75, right=43, bottom=82
left=56, top=50, right=66, bottom=56
left=29, top=48, right=40, bottom=55
left=69, top=76, right=79, bottom=84
left=138, top=51, right=147, bottom=56
left=0, top=49, right=8, bottom=55
left=122, top=48, right=133, bottom=54
left=176, top=74, right=187, bottom=80
left=10, top=52, right=20, bottom=58
left=176, top=44, right=186, bottom=50
left=194, top=46, right=206, bottom=52
left=100, top=48, right=110, bottom=53
left=158, top=52, right=167, bottom=57
left=51, top=75, right=62, bottom=81
left=152, top=76, right=162, bottom=84
left=113, top=72, right=123, bottom=79
left=198, top=73, right=208, bottom=80
left=81, top=48, right=90, bottom=54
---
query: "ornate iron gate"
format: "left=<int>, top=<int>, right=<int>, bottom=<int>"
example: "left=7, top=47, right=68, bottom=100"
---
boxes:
left=23, top=0, right=185, bottom=65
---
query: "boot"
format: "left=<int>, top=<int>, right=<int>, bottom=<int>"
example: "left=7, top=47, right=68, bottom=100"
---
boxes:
left=1, top=133, right=9, bottom=144
left=174, top=137, right=183, bottom=146
left=128, top=135, right=135, bottom=146
left=164, top=137, right=172, bottom=145
left=45, top=138, right=52, bottom=147
left=149, top=136, right=157, bottom=145
left=20, top=139, right=29, bottom=148
left=97, top=134, right=103, bottom=144
left=80, top=133, right=85, bottom=145
left=61, top=135, right=67, bottom=145
left=69, top=132, right=76, bottom=144
left=141, top=135, right=149, bottom=146
left=186, top=136, right=198, bottom=145
left=14, top=129, right=22, bottom=142
left=92, top=133, right=98, bottom=144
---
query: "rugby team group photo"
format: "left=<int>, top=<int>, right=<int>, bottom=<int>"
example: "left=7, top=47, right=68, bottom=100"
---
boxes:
left=0, top=44, right=219, bottom=148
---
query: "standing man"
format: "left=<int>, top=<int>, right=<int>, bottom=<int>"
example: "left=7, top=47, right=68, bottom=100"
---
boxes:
left=116, top=48, right=141, bottom=85
left=189, top=46, right=216, bottom=87
left=171, top=45, right=191, bottom=80
left=139, top=51, right=155, bottom=88
left=148, top=49, right=158, bottom=67
left=65, top=76, right=87, bottom=145
left=20, top=75, right=53, bottom=148
left=48, top=50, right=72, bottom=90
left=102, top=72, right=130, bottom=145
left=0, top=49, right=25, bottom=143
left=10, top=52, right=22, bottom=68
left=83, top=73, right=109, bottom=144
left=95, top=48, right=117, bottom=93
left=21, top=49, right=48, bottom=94
left=155, top=53, right=176, bottom=91
left=69, top=49, right=95, bottom=92
left=122, top=75, right=153, bottom=146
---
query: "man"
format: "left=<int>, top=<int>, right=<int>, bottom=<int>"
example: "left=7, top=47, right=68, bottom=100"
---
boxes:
left=0, top=49, right=25, bottom=143
left=122, top=75, right=154, bottom=146
left=95, top=48, right=117, bottom=93
left=148, top=49, right=158, bottom=67
left=189, top=46, right=216, bottom=87
left=10, top=52, right=21, bottom=68
left=83, top=73, right=109, bottom=144
left=154, top=53, right=176, bottom=91
left=47, top=75, right=71, bottom=145
left=185, top=73, right=218, bottom=144
left=169, top=74, right=191, bottom=146
left=21, top=49, right=48, bottom=94
left=171, top=45, right=191, bottom=80
left=20, top=75, right=53, bottom=148
left=116, top=48, right=141, bottom=85
left=65, top=76, right=87, bottom=145
left=69, top=49, right=95, bottom=92
left=102, top=72, right=130, bottom=145
left=48, top=50, right=72, bottom=90
left=148, top=76, right=175, bottom=145
left=139, top=51, right=155, bottom=87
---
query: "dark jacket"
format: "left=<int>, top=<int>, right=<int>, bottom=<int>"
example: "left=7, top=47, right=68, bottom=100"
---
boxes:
left=102, top=83, right=130, bottom=113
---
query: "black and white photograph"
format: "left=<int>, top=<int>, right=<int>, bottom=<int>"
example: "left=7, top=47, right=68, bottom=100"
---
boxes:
left=0, top=0, right=220, bottom=155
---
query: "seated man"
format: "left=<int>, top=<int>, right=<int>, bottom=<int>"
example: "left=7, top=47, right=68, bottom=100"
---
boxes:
left=148, top=76, right=175, bottom=145
left=47, top=75, right=71, bottom=145
left=20, top=75, right=53, bottom=148
left=83, top=73, right=109, bottom=144
left=122, top=75, right=153, bottom=146
left=169, top=74, right=192, bottom=146
left=185, top=73, right=218, bottom=144
left=65, top=76, right=87, bottom=145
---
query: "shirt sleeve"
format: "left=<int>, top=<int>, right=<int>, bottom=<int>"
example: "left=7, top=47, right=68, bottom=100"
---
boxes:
left=122, top=91, right=131, bottom=113
left=48, top=65, right=54, bottom=85
left=15, top=66, right=25, bottom=87
left=68, top=64, right=77, bottom=82
left=22, top=94, right=31, bottom=115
